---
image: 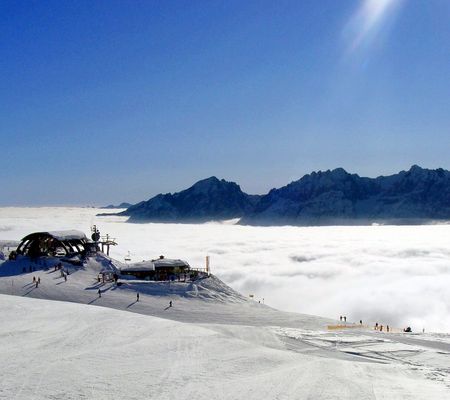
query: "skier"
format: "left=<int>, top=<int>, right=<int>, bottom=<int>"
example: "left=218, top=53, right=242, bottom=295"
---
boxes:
left=340, top=316, right=342, bottom=322
left=344, top=316, right=347, bottom=322
left=35, top=281, right=38, bottom=288
left=38, top=277, right=40, bottom=284
left=387, top=325, right=390, bottom=332
left=64, top=273, right=67, bottom=282
left=169, top=300, right=172, bottom=308
left=360, top=320, right=362, bottom=325
left=380, top=325, right=383, bottom=332
left=98, top=289, right=101, bottom=298
left=375, top=322, right=379, bottom=330
left=137, top=293, right=140, bottom=302
left=33, top=276, right=36, bottom=283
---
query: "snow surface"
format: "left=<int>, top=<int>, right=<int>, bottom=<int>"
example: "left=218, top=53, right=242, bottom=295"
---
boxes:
left=2, top=294, right=447, bottom=400
left=0, top=249, right=449, bottom=398
left=32, top=229, right=87, bottom=241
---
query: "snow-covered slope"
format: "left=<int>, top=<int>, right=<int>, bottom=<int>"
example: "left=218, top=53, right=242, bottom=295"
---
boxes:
left=1, top=294, right=449, bottom=400
left=0, top=254, right=449, bottom=399
left=0, top=255, right=331, bottom=329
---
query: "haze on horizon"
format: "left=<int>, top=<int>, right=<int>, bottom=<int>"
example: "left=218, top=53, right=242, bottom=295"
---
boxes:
left=1, top=0, right=450, bottom=206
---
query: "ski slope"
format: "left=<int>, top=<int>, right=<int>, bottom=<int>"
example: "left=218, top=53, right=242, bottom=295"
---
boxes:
left=0, top=256, right=449, bottom=399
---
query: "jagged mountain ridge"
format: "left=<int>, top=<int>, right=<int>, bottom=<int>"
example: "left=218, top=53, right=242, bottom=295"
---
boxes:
left=121, top=176, right=259, bottom=222
left=241, top=165, right=450, bottom=225
left=118, top=166, right=450, bottom=225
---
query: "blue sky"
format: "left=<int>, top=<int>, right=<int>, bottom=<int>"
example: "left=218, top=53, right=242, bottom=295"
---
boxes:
left=1, top=0, right=449, bottom=205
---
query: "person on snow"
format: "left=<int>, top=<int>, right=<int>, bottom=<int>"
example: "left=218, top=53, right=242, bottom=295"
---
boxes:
left=98, top=289, right=101, bottom=298
left=360, top=320, right=363, bottom=325
left=64, top=273, right=67, bottom=282
left=380, top=325, right=383, bottom=332
left=137, top=293, right=140, bottom=302
left=344, top=316, right=347, bottom=322
left=38, top=277, right=40, bottom=284
left=340, top=316, right=343, bottom=322
left=35, top=281, right=38, bottom=288
left=375, top=322, right=379, bottom=330
left=33, top=276, right=36, bottom=283
left=169, top=300, right=172, bottom=307
left=387, top=325, right=390, bottom=333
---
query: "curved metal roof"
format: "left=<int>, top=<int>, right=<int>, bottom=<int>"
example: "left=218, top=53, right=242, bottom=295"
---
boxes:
left=21, top=230, right=88, bottom=242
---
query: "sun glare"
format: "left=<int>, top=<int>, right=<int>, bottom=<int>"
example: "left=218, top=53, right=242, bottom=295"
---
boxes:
left=345, top=0, right=404, bottom=53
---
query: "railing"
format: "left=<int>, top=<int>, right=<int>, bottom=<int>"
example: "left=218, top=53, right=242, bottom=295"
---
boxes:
left=190, top=267, right=208, bottom=273
left=327, top=324, right=404, bottom=333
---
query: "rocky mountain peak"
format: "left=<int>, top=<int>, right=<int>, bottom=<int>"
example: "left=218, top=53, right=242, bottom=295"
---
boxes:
left=112, top=165, right=450, bottom=226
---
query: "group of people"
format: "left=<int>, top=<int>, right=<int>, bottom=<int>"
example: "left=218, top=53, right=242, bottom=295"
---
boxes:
left=97, top=289, right=173, bottom=309
left=32, top=276, right=41, bottom=288
left=338, top=317, right=419, bottom=333
left=32, top=264, right=67, bottom=287
left=54, top=262, right=69, bottom=281
left=374, top=322, right=390, bottom=332
left=338, top=316, right=395, bottom=333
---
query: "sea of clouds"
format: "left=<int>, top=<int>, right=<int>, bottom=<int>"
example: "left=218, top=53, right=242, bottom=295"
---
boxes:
left=0, top=207, right=449, bottom=332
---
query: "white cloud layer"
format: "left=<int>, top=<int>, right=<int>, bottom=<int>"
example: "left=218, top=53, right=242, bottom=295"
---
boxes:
left=0, top=207, right=449, bottom=332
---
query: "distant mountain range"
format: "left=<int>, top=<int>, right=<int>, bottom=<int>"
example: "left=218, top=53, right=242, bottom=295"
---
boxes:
left=104, top=166, right=450, bottom=225
left=101, top=202, right=132, bottom=210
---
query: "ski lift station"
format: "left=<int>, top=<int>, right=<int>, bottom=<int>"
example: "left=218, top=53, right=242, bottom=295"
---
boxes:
left=120, top=256, right=191, bottom=281
left=14, top=230, right=95, bottom=261
left=4, top=229, right=210, bottom=282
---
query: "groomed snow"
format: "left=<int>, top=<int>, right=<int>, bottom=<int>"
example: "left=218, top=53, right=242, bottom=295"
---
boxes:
left=0, top=254, right=449, bottom=399
left=1, top=294, right=449, bottom=400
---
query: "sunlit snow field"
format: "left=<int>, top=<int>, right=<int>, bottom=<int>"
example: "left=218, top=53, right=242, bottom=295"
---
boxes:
left=0, top=207, right=449, bottom=332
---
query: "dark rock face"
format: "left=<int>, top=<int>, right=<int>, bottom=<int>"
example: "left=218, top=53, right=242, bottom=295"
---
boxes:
left=240, top=166, right=450, bottom=225
left=373, top=166, right=450, bottom=219
left=120, top=166, right=450, bottom=225
left=122, top=177, right=257, bottom=222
